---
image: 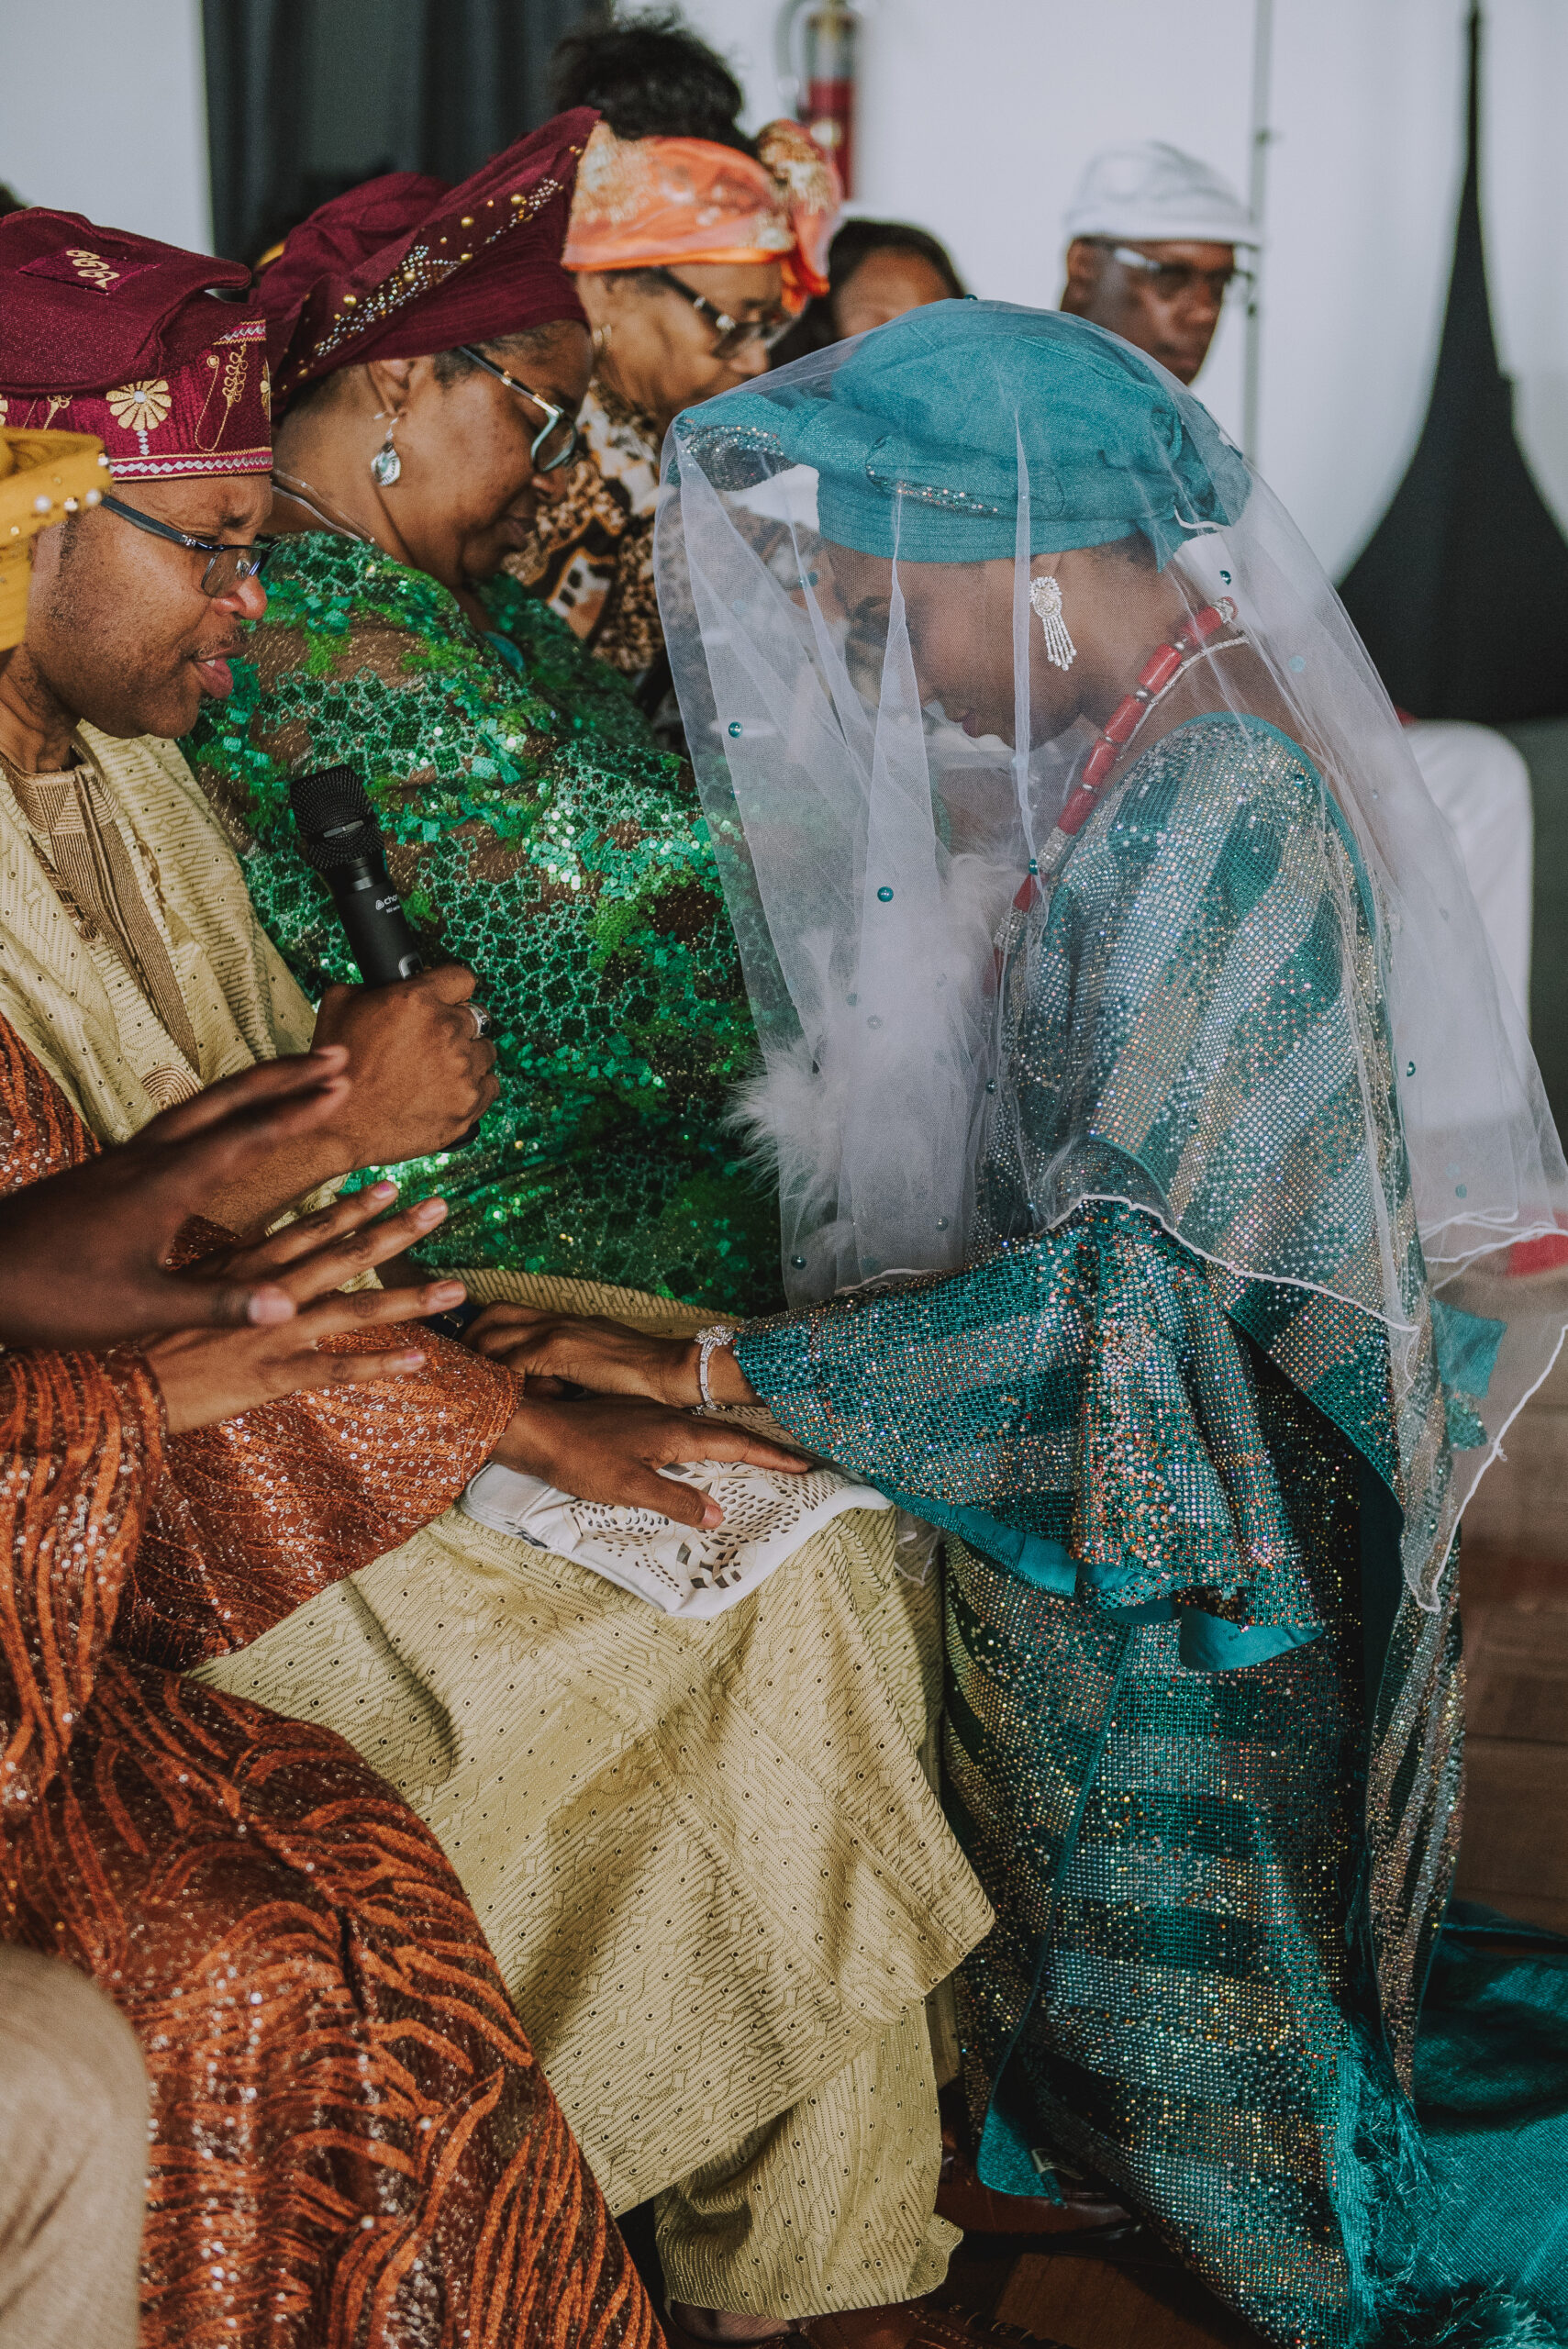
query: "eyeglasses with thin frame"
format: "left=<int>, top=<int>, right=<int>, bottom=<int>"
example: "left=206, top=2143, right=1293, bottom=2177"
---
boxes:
left=99, top=493, right=274, bottom=598
left=455, top=345, right=582, bottom=471
left=646, top=268, right=795, bottom=361
left=1100, top=243, right=1255, bottom=306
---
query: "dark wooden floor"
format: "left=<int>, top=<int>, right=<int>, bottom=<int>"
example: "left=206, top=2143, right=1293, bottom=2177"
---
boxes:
left=940, top=2236, right=1259, bottom=2349
left=937, top=1544, right=1568, bottom=2349
left=1451, top=1546, right=1568, bottom=1935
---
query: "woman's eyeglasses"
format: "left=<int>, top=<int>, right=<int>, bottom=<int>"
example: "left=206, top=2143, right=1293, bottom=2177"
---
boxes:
left=99, top=493, right=274, bottom=597
left=455, top=346, right=582, bottom=471
left=648, top=269, right=795, bottom=361
left=1101, top=244, right=1254, bottom=306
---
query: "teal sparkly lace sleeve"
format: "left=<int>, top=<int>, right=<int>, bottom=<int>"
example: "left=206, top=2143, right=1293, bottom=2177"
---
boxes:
left=739, top=1201, right=1329, bottom=1631
left=735, top=714, right=1442, bottom=1623
left=182, top=534, right=780, bottom=1313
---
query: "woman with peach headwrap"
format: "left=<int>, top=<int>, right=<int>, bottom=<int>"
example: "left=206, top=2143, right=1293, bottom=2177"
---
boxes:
left=506, top=101, right=838, bottom=698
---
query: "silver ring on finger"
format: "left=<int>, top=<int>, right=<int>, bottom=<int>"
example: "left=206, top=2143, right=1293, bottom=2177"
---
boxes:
left=467, top=1001, right=491, bottom=1039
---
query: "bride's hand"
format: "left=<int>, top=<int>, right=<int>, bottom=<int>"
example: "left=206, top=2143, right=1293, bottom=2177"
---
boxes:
left=465, top=1305, right=755, bottom=1407
left=490, top=1395, right=805, bottom=1530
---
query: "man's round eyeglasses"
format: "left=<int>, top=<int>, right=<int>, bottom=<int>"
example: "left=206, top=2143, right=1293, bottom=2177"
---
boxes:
left=455, top=346, right=582, bottom=471
left=99, top=493, right=274, bottom=597
left=1100, top=243, right=1255, bottom=306
left=648, top=269, right=795, bottom=361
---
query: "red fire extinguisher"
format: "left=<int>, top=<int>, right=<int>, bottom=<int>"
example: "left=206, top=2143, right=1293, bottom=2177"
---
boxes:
left=778, top=0, right=860, bottom=199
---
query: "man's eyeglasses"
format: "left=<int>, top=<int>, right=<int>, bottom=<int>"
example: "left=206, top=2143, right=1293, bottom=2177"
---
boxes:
left=455, top=346, right=581, bottom=471
left=1101, top=244, right=1254, bottom=306
left=647, top=269, right=795, bottom=361
left=99, top=493, right=273, bottom=598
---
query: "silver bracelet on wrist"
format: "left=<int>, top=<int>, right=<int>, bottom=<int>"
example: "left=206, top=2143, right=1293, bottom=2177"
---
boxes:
left=695, top=1322, right=738, bottom=1410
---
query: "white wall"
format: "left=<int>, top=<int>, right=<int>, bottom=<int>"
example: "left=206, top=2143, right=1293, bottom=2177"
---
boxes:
left=0, top=0, right=211, bottom=253
left=679, top=0, right=1563, bottom=582
left=6, top=0, right=1565, bottom=581
left=1485, top=0, right=1568, bottom=539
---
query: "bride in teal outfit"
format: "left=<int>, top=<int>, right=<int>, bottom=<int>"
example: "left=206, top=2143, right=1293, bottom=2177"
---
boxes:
left=468, top=303, right=1568, bottom=2343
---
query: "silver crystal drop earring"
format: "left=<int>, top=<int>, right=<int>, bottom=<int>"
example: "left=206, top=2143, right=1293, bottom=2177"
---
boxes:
left=1029, top=573, right=1077, bottom=671
left=370, top=416, right=402, bottom=487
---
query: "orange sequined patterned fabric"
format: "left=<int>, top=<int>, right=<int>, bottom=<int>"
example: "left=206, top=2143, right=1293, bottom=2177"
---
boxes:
left=0, top=1019, right=659, bottom=2349
left=135, top=1275, right=520, bottom=1668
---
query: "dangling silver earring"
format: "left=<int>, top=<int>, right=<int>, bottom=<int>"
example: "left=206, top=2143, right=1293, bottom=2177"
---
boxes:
left=1029, top=574, right=1077, bottom=671
left=370, top=418, right=402, bottom=487
left=592, top=322, right=612, bottom=357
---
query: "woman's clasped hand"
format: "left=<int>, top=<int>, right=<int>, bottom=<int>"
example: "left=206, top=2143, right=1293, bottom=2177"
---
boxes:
left=140, top=1185, right=464, bottom=1432
left=0, top=1052, right=471, bottom=1432
left=0, top=1050, right=358, bottom=1344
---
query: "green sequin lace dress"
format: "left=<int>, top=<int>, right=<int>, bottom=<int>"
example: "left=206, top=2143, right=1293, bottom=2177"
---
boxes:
left=738, top=719, right=1568, bottom=2348
left=183, top=532, right=780, bottom=1312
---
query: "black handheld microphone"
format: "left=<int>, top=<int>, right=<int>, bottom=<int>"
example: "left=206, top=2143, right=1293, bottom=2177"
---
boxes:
left=288, top=764, right=425, bottom=985
left=288, top=760, right=487, bottom=1197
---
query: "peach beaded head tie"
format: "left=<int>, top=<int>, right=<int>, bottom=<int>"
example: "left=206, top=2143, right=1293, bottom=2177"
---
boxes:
left=562, top=118, right=840, bottom=313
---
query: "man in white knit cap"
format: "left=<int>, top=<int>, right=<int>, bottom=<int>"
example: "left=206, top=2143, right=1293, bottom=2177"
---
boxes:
left=1058, top=139, right=1254, bottom=385
left=1058, top=139, right=1534, bottom=1013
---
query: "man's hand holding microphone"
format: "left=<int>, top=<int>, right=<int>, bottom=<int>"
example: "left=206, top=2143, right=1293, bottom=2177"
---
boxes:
left=196, top=767, right=496, bottom=1238
left=310, top=962, right=495, bottom=1160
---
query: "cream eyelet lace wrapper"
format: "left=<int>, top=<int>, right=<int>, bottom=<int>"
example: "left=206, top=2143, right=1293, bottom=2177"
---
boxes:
left=459, top=1406, right=890, bottom=1620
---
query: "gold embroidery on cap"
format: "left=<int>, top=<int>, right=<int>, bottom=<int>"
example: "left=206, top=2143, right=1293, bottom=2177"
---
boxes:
left=195, top=348, right=248, bottom=451
left=64, top=248, right=123, bottom=290
left=289, top=173, right=565, bottom=384
left=106, top=380, right=172, bottom=433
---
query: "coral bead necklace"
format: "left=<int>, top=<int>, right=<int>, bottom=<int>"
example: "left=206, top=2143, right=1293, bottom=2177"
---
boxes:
left=1048, top=596, right=1246, bottom=854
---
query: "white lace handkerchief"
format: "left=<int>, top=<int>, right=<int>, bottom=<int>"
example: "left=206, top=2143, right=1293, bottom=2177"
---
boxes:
left=458, top=1409, right=890, bottom=1620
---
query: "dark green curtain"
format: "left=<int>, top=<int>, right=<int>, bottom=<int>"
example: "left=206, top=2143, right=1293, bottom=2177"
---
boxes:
left=1339, top=7, right=1568, bottom=723
left=203, top=0, right=604, bottom=266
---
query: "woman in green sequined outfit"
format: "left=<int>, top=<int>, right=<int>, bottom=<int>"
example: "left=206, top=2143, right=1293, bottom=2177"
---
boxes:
left=479, top=307, right=1568, bottom=2343
left=184, top=125, right=779, bottom=1315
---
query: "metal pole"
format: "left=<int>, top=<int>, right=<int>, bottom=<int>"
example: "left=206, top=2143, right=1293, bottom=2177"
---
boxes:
left=1242, top=0, right=1274, bottom=464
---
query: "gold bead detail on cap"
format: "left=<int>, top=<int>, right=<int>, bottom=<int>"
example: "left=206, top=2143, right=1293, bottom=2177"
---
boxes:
left=343, top=293, right=358, bottom=306
left=509, top=193, right=524, bottom=205
left=460, top=215, right=474, bottom=226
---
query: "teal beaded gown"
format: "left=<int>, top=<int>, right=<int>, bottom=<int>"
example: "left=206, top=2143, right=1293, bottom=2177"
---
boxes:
left=734, top=715, right=1568, bottom=2348
left=183, top=531, right=780, bottom=1315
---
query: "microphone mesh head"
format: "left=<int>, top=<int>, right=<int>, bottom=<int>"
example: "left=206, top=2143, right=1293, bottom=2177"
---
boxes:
left=288, top=765, right=385, bottom=873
